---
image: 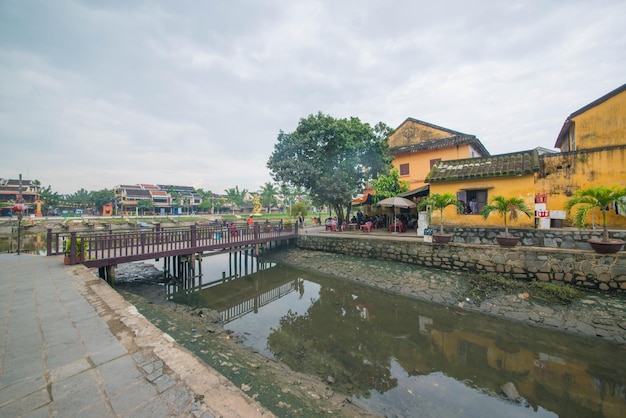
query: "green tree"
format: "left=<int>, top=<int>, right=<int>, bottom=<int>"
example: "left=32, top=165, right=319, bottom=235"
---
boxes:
left=65, top=188, right=90, bottom=208
left=137, top=198, right=154, bottom=216
left=564, top=185, right=626, bottom=242
left=267, top=112, right=393, bottom=221
left=259, top=182, right=278, bottom=213
left=39, top=185, right=63, bottom=207
left=480, top=196, right=533, bottom=237
left=224, top=186, right=247, bottom=207
left=371, top=168, right=410, bottom=201
left=89, top=189, right=114, bottom=212
left=417, top=193, right=463, bottom=234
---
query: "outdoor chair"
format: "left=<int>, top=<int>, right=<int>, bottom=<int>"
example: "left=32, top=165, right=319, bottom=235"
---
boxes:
left=360, top=221, right=373, bottom=232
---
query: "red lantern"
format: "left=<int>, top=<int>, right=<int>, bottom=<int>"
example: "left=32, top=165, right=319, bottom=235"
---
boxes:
left=12, top=203, right=27, bottom=212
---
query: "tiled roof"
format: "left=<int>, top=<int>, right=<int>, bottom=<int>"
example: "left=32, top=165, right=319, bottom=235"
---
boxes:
left=389, top=134, right=490, bottom=157
left=157, top=184, right=196, bottom=192
left=124, top=189, right=152, bottom=198
left=425, top=149, right=540, bottom=183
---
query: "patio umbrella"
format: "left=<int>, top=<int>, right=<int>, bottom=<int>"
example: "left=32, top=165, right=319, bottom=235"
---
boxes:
left=377, top=196, right=417, bottom=233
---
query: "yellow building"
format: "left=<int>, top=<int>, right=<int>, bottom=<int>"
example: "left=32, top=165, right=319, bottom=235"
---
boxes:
left=537, top=82, right=626, bottom=227
left=388, top=118, right=489, bottom=193
left=425, top=149, right=541, bottom=228
left=415, top=83, right=626, bottom=229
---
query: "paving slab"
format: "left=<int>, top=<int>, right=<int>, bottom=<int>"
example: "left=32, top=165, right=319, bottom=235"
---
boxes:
left=0, top=254, right=273, bottom=417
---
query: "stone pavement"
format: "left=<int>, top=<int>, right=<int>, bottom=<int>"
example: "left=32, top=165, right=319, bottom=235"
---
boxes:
left=0, top=254, right=273, bottom=418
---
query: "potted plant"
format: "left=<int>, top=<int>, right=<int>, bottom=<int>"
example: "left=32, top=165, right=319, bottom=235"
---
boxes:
left=480, top=196, right=533, bottom=247
left=417, top=193, right=463, bottom=243
left=564, top=185, right=626, bottom=254
left=64, top=237, right=88, bottom=264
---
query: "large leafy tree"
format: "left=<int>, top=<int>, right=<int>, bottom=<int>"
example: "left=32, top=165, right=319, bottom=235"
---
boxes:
left=90, top=189, right=114, bottom=212
left=371, top=168, right=410, bottom=201
left=267, top=112, right=393, bottom=221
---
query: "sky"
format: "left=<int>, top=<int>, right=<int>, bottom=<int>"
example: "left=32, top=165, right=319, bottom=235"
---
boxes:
left=1, top=0, right=625, bottom=195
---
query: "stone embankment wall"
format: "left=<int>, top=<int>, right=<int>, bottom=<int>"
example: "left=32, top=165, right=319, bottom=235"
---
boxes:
left=443, top=226, right=626, bottom=250
left=297, top=234, right=626, bottom=291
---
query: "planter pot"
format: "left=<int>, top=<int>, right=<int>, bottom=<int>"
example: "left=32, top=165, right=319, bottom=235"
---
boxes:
left=64, top=256, right=71, bottom=265
left=433, top=234, right=452, bottom=244
left=496, top=236, right=520, bottom=247
left=588, top=239, right=625, bottom=254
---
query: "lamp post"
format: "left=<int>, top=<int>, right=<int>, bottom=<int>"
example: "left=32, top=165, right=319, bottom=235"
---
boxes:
left=14, top=174, right=25, bottom=255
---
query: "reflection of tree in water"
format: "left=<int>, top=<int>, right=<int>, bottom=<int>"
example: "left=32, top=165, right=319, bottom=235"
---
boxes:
left=267, top=284, right=399, bottom=397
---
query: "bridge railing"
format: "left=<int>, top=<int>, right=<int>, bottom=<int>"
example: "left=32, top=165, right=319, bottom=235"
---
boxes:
left=48, top=221, right=297, bottom=265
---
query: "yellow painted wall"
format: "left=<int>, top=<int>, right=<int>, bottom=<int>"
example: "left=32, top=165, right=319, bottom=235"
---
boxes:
left=389, top=120, right=476, bottom=190
left=571, top=89, right=626, bottom=150
left=535, top=148, right=626, bottom=227
left=428, top=175, right=536, bottom=228
left=388, top=120, right=452, bottom=148
left=393, top=147, right=473, bottom=190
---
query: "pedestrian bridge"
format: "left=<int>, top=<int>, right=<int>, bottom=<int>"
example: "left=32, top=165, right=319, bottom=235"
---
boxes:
left=46, top=222, right=298, bottom=269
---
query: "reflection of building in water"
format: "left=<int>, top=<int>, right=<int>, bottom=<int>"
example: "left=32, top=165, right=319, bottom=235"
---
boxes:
left=410, top=325, right=626, bottom=418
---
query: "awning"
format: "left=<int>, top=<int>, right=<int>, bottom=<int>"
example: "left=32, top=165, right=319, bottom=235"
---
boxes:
left=398, top=185, right=429, bottom=198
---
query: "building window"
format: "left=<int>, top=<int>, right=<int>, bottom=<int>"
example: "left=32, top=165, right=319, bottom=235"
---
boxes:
left=456, top=190, right=488, bottom=214
left=399, top=163, right=409, bottom=176
left=430, top=158, right=441, bottom=168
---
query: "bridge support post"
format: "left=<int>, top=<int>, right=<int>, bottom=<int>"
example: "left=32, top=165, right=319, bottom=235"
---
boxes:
left=105, top=265, right=116, bottom=286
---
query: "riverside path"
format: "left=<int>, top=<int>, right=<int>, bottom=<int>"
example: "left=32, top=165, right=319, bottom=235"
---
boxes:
left=0, top=253, right=274, bottom=417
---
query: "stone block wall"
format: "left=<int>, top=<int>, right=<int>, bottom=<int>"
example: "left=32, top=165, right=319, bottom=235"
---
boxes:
left=296, top=234, right=626, bottom=291
left=446, top=227, right=626, bottom=250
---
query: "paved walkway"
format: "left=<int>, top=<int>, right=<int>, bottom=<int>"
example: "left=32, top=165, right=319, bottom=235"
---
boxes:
left=0, top=254, right=273, bottom=418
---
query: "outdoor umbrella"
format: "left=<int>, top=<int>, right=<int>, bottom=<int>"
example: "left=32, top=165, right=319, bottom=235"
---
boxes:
left=377, top=196, right=417, bottom=233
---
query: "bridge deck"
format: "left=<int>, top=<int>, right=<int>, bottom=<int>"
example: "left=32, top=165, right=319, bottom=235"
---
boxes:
left=47, top=222, right=298, bottom=268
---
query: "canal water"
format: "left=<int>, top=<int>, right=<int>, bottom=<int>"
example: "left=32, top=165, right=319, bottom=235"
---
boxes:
left=166, top=251, right=626, bottom=418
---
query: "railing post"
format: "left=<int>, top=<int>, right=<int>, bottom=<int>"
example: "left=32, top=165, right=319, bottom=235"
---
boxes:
left=190, top=224, right=197, bottom=249
left=155, top=223, right=161, bottom=246
left=47, top=229, right=52, bottom=256
left=141, top=231, right=146, bottom=254
left=69, top=232, right=76, bottom=265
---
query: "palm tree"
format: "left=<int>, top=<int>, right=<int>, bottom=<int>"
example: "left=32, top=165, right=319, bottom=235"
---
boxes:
left=417, top=193, right=463, bottom=234
left=259, top=182, right=278, bottom=213
left=480, top=196, right=533, bottom=237
left=564, top=185, right=626, bottom=242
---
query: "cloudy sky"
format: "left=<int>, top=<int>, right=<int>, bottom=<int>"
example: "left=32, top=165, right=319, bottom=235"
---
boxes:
left=1, top=1, right=624, bottom=195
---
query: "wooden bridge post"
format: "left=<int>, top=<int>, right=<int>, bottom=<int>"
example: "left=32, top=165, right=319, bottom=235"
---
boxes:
left=190, top=224, right=197, bottom=248
left=69, top=232, right=77, bottom=265
left=46, top=229, right=52, bottom=256
left=155, top=223, right=161, bottom=245
left=106, top=265, right=116, bottom=286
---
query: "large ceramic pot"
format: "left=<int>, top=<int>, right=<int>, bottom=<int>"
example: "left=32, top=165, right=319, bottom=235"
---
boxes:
left=433, top=234, right=452, bottom=244
left=496, top=236, right=520, bottom=247
left=588, top=239, right=625, bottom=254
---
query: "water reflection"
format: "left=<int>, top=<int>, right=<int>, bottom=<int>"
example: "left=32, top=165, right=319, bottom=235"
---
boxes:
left=173, top=255, right=626, bottom=418
left=0, top=229, right=47, bottom=255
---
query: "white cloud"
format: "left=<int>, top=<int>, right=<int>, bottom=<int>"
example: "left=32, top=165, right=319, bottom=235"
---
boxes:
left=1, top=0, right=625, bottom=194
